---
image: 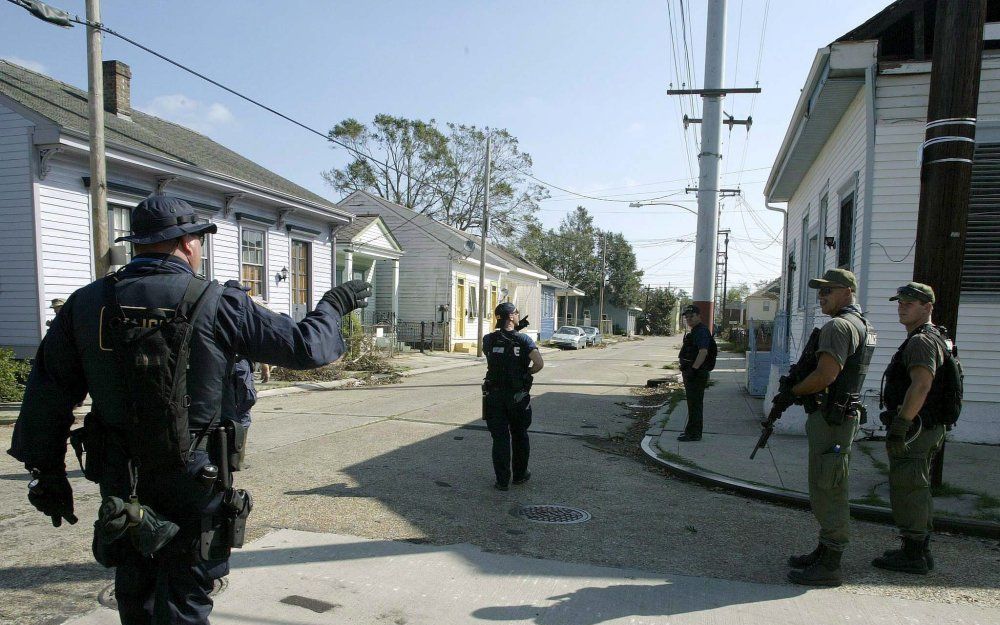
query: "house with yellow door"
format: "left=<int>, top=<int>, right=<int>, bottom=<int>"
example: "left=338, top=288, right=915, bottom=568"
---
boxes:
left=338, top=191, right=551, bottom=352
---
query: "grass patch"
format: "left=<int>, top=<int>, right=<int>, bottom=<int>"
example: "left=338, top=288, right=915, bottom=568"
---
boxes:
left=642, top=363, right=653, bottom=368
left=975, top=493, right=1000, bottom=511
left=855, top=442, right=889, bottom=475
left=851, top=493, right=888, bottom=507
left=662, top=362, right=679, bottom=370
left=930, top=481, right=972, bottom=498
left=657, top=450, right=700, bottom=469
left=716, top=340, right=746, bottom=354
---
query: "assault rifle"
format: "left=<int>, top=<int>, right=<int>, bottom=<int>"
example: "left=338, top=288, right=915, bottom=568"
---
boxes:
left=751, top=327, right=821, bottom=459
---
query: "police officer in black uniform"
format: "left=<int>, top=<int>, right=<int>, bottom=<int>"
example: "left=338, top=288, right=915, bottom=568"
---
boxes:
left=8, top=195, right=371, bottom=625
left=482, top=302, right=544, bottom=491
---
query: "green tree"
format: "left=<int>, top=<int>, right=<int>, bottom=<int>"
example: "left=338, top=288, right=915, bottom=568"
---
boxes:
left=638, top=287, right=678, bottom=335
left=725, top=282, right=751, bottom=305
left=518, top=206, right=643, bottom=306
left=323, top=116, right=546, bottom=246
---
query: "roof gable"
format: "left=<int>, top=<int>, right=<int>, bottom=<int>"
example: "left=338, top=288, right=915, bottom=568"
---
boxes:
left=0, top=60, right=338, bottom=211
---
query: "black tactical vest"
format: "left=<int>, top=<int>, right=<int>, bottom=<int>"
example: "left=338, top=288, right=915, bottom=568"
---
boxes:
left=824, top=309, right=876, bottom=411
left=485, top=330, right=532, bottom=391
left=882, top=324, right=962, bottom=427
left=68, top=268, right=232, bottom=460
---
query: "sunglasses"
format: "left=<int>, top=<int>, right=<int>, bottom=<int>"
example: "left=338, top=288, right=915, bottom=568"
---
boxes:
left=817, top=286, right=843, bottom=296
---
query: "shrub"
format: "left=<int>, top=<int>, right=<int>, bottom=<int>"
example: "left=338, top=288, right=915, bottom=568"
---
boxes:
left=0, top=348, right=31, bottom=402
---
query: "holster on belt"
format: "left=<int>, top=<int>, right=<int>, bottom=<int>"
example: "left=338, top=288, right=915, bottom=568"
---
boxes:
left=199, top=426, right=253, bottom=561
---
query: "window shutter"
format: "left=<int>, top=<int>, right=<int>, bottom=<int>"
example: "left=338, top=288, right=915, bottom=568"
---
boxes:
left=963, top=143, right=1000, bottom=293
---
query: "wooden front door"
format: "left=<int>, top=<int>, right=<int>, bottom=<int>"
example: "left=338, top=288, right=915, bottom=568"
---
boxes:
left=290, top=240, right=311, bottom=321
left=456, top=278, right=466, bottom=336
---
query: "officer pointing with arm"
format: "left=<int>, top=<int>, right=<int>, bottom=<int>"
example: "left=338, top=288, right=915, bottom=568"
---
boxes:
left=872, top=282, right=948, bottom=575
left=781, top=269, right=876, bottom=588
left=482, top=302, right=543, bottom=491
left=8, top=195, right=371, bottom=625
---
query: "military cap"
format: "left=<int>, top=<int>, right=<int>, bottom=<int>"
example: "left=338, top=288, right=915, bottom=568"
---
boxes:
left=808, top=268, right=858, bottom=291
left=115, top=195, right=217, bottom=245
left=681, top=304, right=700, bottom=316
left=50, top=298, right=66, bottom=309
left=889, top=282, right=935, bottom=304
left=494, top=301, right=517, bottom=318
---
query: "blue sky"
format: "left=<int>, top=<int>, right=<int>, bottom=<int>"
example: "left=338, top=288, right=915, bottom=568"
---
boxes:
left=2, top=0, right=893, bottom=292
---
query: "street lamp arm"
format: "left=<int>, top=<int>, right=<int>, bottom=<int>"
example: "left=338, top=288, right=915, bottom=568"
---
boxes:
left=628, top=201, right=698, bottom=216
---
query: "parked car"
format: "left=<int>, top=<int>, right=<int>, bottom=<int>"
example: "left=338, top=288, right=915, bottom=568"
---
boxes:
left=581, top=326, right=602, bottom=346
left=550, top=326, right=587, bottom=350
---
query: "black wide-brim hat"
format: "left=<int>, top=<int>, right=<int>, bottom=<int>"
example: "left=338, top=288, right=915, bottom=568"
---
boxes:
left=115, top=195, right=218, bottom=245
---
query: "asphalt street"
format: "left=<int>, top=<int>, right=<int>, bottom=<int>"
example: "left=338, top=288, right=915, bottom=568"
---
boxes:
left=1, top=337, right=999, bottom=625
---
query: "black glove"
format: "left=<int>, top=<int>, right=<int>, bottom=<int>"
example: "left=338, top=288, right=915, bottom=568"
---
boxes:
left=321, top=280, right=372, bottom=315
left=886, top=417, right=912, bottom=457
left=27, top=469, right=77, bottom=527
left=516, top=316, right=530, bottom=331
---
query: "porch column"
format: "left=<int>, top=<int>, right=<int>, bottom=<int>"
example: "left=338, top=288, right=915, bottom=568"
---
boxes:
left=574, top=297, right=579, bottom=325
left=344, top=249, right=353, bottom=284
left=391, top=258, right=400, bottom=322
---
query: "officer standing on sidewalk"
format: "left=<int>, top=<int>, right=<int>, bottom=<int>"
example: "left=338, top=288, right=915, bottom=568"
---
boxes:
left=784, top=269, right=876, bottom=587
left=483, top=302, right=544, bottom=491
left=677, top=305, right=716, bottom=442
left=872, top=282, right=948, bottom=575
left=8, top=195, right=371, bottom=625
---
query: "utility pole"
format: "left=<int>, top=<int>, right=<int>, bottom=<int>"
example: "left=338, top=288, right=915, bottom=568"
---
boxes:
left=912, top=0, right=987, bottom=487
left=598, top=232, right=607, bottom=333
left=86, top=0, right=109, bottom=278
left=668, top=0, right=757, bottom=324
left=476, top=135, right=492, bottom=358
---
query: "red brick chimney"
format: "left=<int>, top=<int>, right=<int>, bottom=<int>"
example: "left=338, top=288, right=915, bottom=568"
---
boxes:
left=102, top=60, right=131, bottom=117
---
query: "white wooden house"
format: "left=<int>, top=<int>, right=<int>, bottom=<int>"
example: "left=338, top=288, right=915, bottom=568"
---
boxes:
left=764, top=0, right=1000, bottom=443
left=0, top=59, right=355, bottom=357
left=338, top=191, right=550, bottom=352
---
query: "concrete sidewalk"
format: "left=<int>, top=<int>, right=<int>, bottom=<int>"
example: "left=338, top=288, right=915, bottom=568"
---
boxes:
left=64, top=529, right=998, bottom=625
left=643, top=353, right=1000, bottom=531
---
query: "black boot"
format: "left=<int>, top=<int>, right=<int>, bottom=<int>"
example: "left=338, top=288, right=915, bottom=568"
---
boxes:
left=787, top=547, right=843, bottom=587
left=788, top=543, right=825, bottom=568
left=879, top=536, right=934, bottom=572
left=873, top=537, right=929, bottom=574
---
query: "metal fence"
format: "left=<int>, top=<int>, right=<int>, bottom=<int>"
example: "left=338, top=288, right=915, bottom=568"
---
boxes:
left=397, top=321, right=450, bottom=352
left=342, top=312, right=400, bottom=358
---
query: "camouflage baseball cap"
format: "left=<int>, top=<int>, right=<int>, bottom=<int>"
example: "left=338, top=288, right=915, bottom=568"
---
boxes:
left=50, top=298, right=65, bottom=309
left=808, top=268, right=858, bottom=291
left=889, top=281, right=935, bottom=303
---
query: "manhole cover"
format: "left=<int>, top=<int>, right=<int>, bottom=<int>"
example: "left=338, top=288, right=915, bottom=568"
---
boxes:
left=515, top=505, right=591, bottom=524
left=98, top=577, right=228, bottom=610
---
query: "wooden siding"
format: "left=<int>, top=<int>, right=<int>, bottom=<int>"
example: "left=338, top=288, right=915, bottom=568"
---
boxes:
left=867, top=61, right=1000, bottom=404
left=785, top=91, right=869, bottom=362
left=313, top=237, right=332, bottom=308
left=339, top=194, right=452, bottom=322
left=0, top=101, right=38, bottom=352
left=38, top=156, right=93, bottom=326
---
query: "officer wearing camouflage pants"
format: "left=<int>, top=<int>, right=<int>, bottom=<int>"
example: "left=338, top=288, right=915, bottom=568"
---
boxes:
left=873, top=282, right=947, bottom=575
left=784, top=269, right=876, bottom=587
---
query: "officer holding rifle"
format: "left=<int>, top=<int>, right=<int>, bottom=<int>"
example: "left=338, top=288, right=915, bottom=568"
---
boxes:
left=754, top=269, right=876, bottom=587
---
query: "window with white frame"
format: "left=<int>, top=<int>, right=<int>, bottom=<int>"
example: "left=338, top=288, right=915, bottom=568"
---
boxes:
left=241, top=227, right=266, bottom=298
left=838, top=192, right=855, bottom=269
left=108, top=203, right=133, bottom=266
left=798, top=215, right=809, bottom=308
left=200, top=228, right=213, bottom=279
left=468, top=283, right=479, bottom=318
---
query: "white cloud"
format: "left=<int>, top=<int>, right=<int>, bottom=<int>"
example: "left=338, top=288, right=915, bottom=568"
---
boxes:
left=2, top=56, right=47, bottom=74
left=138, top=94, right=235, bottom=134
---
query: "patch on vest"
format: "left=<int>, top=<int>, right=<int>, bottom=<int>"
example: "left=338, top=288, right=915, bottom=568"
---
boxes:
left=492, top=347, right=505, bottom=353
left=99, top=305, right=176, bottom=351
left=514, top=346, right=521, bottom=356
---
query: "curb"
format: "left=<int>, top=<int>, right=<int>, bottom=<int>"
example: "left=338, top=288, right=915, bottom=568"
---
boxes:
left=639, top=434, right=1000, bottom=539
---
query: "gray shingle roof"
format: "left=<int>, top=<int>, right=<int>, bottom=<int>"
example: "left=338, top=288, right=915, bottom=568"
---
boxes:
left=0, top=60, right=337, bottom=209
left=336, top=215, right=381, bottom=241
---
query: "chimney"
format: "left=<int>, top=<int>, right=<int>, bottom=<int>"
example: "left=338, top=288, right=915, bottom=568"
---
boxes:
left=102, top=60, right=131, bottom=117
